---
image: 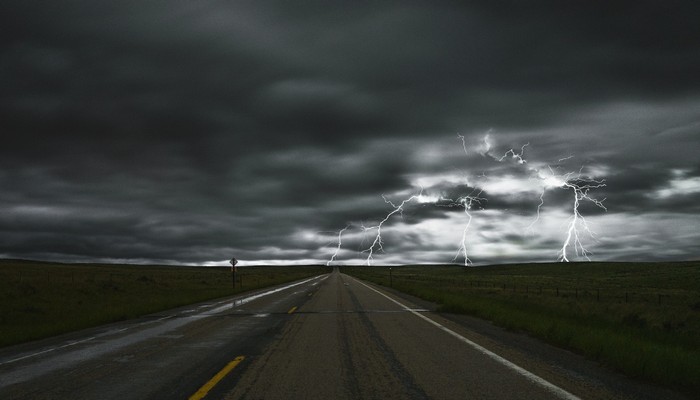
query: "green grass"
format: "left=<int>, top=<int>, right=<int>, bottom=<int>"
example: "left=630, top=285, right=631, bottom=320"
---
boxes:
left=0, top=259, right=329, bottom=348
left=343, top=261, right=700, bottom=394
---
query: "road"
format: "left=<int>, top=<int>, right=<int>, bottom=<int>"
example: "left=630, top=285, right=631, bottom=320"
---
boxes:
left=0, top=269, right=689, bottom=399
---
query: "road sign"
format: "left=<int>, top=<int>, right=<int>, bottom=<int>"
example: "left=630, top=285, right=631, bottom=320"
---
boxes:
left=230, top=258, right=238, bottom=289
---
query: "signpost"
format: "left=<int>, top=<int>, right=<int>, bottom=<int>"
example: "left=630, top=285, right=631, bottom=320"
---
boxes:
left=230, top=258, right=238, bottom=289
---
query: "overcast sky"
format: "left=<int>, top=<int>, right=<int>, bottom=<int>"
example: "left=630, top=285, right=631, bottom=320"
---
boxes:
left=2, top=1, right=700, bottom=266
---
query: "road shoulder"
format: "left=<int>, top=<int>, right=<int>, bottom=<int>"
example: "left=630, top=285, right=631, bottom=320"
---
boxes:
left=366, top=280, right=690, bottom=400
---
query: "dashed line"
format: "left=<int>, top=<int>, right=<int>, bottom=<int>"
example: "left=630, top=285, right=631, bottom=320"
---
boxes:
left=188, top=355, right=245, bottom=400
left=287, top=306, right=298, bottom=314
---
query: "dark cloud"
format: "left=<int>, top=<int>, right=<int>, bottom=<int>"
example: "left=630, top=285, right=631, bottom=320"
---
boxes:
left=1, top=1, right=699, bottom=265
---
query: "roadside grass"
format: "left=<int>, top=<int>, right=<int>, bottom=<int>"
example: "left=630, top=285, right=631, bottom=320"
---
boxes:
left=343, top=262, right=700, bottom=393
left=0, top=259, right=328, bottom=348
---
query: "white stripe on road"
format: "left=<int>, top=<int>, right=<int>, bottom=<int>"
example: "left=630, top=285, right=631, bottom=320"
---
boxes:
left=204, top=274, right=327, bottom=314
left=352, top=277, right=581, bottom=400
left=0, top=336, right=96, bottom=366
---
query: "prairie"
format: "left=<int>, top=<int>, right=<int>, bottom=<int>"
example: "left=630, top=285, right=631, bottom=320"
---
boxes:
left=0, top=259, right=327, bottom=348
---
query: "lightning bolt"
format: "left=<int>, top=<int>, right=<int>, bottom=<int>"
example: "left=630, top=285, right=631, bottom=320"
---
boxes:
left=497, top=142, right=529, bottom=164
left=558, top=155, right=574, bottom=163
left=362, top=187, right=424, bottom=266
left=440, top=188, right=486, bottom=266
left=495, top=139, right=607, bottom=262
left=546, top=167, right=607, bottom=262
left=527, top=186, right=547, bottom=234
left=320, top=133, right=607, bottom=266
left=443, top=133, right=519, bottom=266
left=326, top=225, right=350, bottom=266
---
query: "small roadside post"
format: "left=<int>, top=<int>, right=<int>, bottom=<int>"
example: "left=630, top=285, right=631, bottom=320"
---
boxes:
left=230, top=258, right=238, bottom=289
left=389, top=267, right=393, bottom=288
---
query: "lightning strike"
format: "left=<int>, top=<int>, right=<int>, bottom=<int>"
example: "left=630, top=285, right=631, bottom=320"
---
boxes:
left=496, top=141, right=608, bottom=262
left=321, top=133, right=607, bottom=266
left=557, top=155, right=574, bottom=163
left=526, top=166, right=564, bottom=233
left=447, top=134, right=491, bottom=266
left=527, top=189, right=547, bottom=233
left=440, top=188, right=486, bottom=266
left=497, top=142, right=529, bottom=164
left=362, top=188, right=424, bottom=266
left=326, top=225, right=350, bottom=266
left=549, top=168, right=607, bottom=262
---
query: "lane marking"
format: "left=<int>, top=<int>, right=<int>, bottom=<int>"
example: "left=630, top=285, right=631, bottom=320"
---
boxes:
left=352, top=277, right=581, bottom=400
left=204, top=275, right=328, bottom=315
left=0, top=275, right=328, bottom=368
left=287, top=306, right=298, bottom=314
left=0, top=315, right=176, bottom=366
left=188, top=355, right=245, bottom=400
left=0, top=336, right=96, bottom=366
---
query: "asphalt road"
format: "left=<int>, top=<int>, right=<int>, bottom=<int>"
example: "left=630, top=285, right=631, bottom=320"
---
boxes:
left=0, top=275, right=326, bottom=400
left=0, top=270, right=689, bottom=400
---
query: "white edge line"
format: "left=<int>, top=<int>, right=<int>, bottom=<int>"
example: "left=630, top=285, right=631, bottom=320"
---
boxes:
left=205, top=274, right=328, bottom=314
left=0, top=336, right=96, bottom=366
left=0, top=315, right=176, bottom=366
left=352, top=277, right=581, bottom=400
left=0, top=274, right=328, bottom=367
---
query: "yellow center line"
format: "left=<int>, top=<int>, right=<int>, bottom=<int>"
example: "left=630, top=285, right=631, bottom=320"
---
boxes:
left=188, top=355, right=245, bottom=400
left=287, top=306, right=298, bottom=314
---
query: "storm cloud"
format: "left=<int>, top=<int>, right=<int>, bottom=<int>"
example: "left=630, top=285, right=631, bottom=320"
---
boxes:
left=2, top=1, right=699, bottom=265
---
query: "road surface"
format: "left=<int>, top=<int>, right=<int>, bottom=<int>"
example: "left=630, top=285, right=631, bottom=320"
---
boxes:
left=0, top=269, right=688, bottom=399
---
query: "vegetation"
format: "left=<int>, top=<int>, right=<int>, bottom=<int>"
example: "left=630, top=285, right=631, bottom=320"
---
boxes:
left=343, top=261, right=700, bottom=393
left=0, top=259, right=328, bottom=348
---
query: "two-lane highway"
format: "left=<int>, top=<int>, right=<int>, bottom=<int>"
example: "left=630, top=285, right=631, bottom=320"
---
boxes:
left=226, top=271, right=576, bottom=400
left=1, top=269, right=689, bottom=399
left=226, top=270, right=687, bottom=399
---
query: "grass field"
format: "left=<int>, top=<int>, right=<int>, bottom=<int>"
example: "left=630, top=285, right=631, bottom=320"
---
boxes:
left=343, top=261, right=700, bottom=393
left=0, top=259, right=328, bottom=348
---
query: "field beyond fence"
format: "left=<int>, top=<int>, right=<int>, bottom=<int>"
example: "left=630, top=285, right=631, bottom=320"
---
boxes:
left=343, top=261, right=700, bottom=394
left=0, top=259, right=328, bottom=348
